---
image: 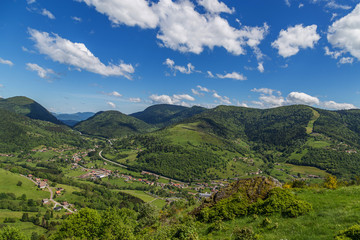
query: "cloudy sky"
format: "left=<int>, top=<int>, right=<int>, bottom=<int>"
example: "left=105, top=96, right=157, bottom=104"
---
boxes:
left=1, top=0, right=360, bottom=113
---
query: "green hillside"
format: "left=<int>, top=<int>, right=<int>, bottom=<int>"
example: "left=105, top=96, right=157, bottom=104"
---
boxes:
left=0, top=96, right=62, bottom=125
left=130, top=104, right=206, bottom=127
left=0, top=108, right=88, bottom=152
left=74, top=110, right=154, bottom=138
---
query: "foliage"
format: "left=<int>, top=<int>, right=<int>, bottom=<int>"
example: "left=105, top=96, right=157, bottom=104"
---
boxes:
left=324, top=175, right=338, bottom=189
left=335, top=225, right=360, bottom=240
left=74, top=110, right=154, bottom=138
left=0, top=226, right=26, bottom=240
left=232, top=226, right=260, bottom=240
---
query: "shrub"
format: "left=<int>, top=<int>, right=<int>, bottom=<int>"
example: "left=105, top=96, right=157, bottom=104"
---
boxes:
left=232, top=227, right=260, bottom=240
left=335, top=225, right=360, bottom=240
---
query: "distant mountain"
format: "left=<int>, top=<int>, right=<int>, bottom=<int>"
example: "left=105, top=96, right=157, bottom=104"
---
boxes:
left=0, top=108, right=88, bottom=152
left=130, top=104, right=206, bottom=127
left=0, top=96, right=62, bottom=125
left=74, top=110, right=154, bottom=138
left=53, top=112, right=95, bottom=126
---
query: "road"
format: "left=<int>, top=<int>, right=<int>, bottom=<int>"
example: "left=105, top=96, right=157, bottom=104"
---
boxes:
left=20, top=175, right=73, bottom=213
left=98, top=150, right=186, bottom=184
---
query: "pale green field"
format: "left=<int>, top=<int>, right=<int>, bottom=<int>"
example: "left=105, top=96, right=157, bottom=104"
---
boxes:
left=0, top=169, right=49, bottom=200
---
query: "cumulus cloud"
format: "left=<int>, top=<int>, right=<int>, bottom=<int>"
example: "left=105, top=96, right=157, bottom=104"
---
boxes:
left=26, top=63, right=56, bottom=79
left=191, top=89, right=203, bottom=96
left=197, top=0, right=234, bottom=14
left=41, top=9, right=55, bottom=19
left=27, top=0, right=36, bottom=4
left=286, top=92, right=320, bottom=105
left=213, top=92, right=231, bottom=104
left=78, top=0, right=269, bottom=56
left=251, top=88, right=356, bottom=109
left=272, top=24, right=320, bottom=57
left=129, top=97, right=141, bottom=103
left=327, top=4, right=360, bottom=60
left=78, top=0, right=159, bottom=29
left=149, top=93, right=195, bottom=105
left=321, top=101, right=356, bottom=110
left=217, top=72, right=247, bottom=80
left=103, top=91, right=122, bottom=97
left=107, top=101, right=116, bottom=108
left=29, top=28, right=134, bottom=79
left=164, top=58, right=195, bottom=75
left=285, top=0, right=291, bottom=7
left=0, top=58, right=14, bottom=66
left=324, top=46, right=343, bottom=59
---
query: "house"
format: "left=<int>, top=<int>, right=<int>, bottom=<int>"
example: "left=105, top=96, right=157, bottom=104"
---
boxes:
left=199, top=192, right=212, bottom=198
left=38, top=181, right=47, bottom=189
left=62, top=202, right=69, bottom=207
left=54, top=206, right=62, bottom=211
left=55, top=191, right=61, bottom=195
left=42, top=199, right=50, bottom=204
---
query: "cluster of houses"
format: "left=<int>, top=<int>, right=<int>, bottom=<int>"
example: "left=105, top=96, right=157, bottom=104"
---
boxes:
left=28, top=174, right=48, bottom=189
left=79, top=169, right=112, bottom=180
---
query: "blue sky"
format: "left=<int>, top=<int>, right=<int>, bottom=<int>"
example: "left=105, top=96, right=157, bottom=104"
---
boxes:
left=0, top=0, right=360, bottom=114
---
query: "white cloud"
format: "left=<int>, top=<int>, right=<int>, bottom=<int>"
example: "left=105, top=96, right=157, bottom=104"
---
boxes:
left=324, top=46, right=343, bottom=59
left=29, top=28, right=134, bottom=79
left=272, top=24, right=320, bottom=57
left=27, top=0, right=36, bottom=4
left=251, top=88, right=356, bottom=109
left=0, top=58, right=14, bottom=67
left=321, top=101, right=356, bottom=110
left=104, top=91, right=122, bottom=97
left=327, top=4, right=360, bottom=60
left=26, top=63, right=55, bottom=79
left=213, top=92, right=231, bottom=104
left=78, top=0, right=269, bottom=56
left=149, top=93, right=195, bottom=105
left=41, top=9, right=55, bottom=19
left=285, top=0, right=291, bottom=7
left=197, top=85, right=211, bottom=92
left=325, top=1, right=351, bottom=10
left=251, top=88, right=281, bottom=95
left=72, top=16, right=82, bottom=22
left=207, top=71, right=215, bottom=78
left=338, top=57, right=354, bottom=64
left=286, top=91, right=320, bottom=105
left=191, top=89, right=203, bottom=96
left=107, top=101, right=116, bottom=108
left=257, top=62, right=264, bottom=73
left=129, top=97, right=141, bottom=103
left=164, top=58, right=195, bottom=75
left=217, top=72, right=247, bottom=80
left=197, top=0, right=234, bottom=14
left=173, top=94, right=195, bottom=101
left=78, top=0, right=159, bottom=29
left=299, top=3, right=304, bottom=8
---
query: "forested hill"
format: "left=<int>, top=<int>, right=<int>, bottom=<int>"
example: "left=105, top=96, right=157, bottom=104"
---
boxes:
left=0, top=108, right=88, bottom=152
left=74, top=110, right=154, bottom=138
left=130, top=104, right=206, bottom=127
left=183, top=105, right=314, bottom=148
left=0, top=96, right=62, bottom=125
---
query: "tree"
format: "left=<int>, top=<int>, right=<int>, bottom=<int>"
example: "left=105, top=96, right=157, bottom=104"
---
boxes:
left=0, top=226, right=26, bottom=240
left=54, top=208, right=102, bottom=240
left=16, top=181, right=22, bottom=187
left=324, top=175, right=337, bottom=189
left=21, top=213, right=29, bottom=222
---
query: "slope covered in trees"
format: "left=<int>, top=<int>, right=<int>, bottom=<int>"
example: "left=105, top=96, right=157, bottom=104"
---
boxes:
left=0, top=96, right=62, bottom=125
left=74, top=111, right=155, bottom=138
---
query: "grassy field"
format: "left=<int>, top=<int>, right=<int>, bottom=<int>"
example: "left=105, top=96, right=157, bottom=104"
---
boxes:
left=306, top=109, right=320, bottom=134
left=285, top=164, right=327, bottom=177
left=198, top=186, right=360, bottom=239
left=306, top=138, right=330, bottom=148
left=119, top=190, right=167, bottom=209
left=0, top=169, right=49, bottom=200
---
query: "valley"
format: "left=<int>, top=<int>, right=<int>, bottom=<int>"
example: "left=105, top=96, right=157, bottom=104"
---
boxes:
left=1, top=96, right=360, bottom=239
